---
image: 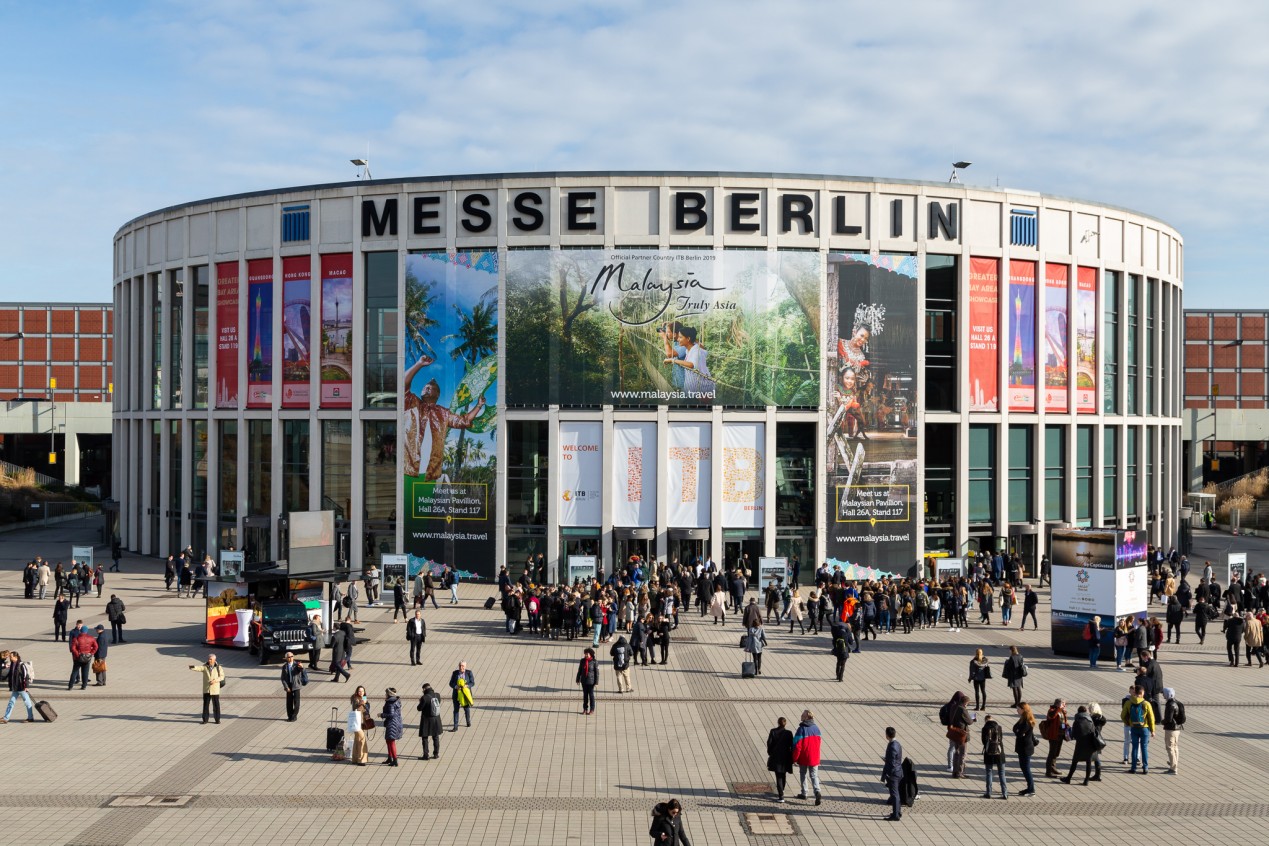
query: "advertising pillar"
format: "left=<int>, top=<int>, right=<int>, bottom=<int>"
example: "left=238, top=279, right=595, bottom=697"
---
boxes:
left=1050, top=529, right=1148, bottom=657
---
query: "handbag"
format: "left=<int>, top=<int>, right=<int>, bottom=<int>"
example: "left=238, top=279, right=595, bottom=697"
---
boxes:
left=946, top=726, right=968, bottom=744
left=117, top=614, right=127, bottom=626
left=1092, top=731, right=1107, bottom=751
left=363, top=716, right=377, bottom=730
left=91, top=659, right=107, bottom=674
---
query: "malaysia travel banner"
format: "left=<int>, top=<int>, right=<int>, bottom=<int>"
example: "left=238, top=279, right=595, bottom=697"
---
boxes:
left=215, top=261, right=239, bottom=408
left=1076, top=266, right=1098, bottom=413
left=281, top=256, right=311, bottom=408
left=402, top=251, right=498, bottom=581
left=967, top=257, right=999, bottom=412
left=825, top=253, right=918, bottom=571
left=245, top=258, right=273, bottom=408
left=559, top=421, right=603, bottom=527
left=1007, top=259, right=1037, bottom=412
left=1044, top=263, right=1069, bottom=413
left=504, top=249, right=819, bottom=407
left=320, top=253, right=353, bottom=408
left=612, top=421, right=656, bottom=528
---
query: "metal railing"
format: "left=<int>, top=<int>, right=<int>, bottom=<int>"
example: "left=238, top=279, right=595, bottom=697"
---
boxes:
left=0, top=458, right=60, bottom=488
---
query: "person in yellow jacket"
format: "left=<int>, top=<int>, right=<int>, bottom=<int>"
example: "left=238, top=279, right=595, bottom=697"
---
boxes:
left=188, top=654, right=226, bottom=724
left=1119, top=685, right=1155, bottom=773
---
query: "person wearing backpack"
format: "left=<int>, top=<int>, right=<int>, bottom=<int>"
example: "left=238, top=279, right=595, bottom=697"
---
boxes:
left=610, top=634, right=633, bottom=693
left=830, top=621, right=852, bottom=682
left=1, top=652, right=36, bottom=723
left=1060, top=704, right=1104, bottom=784
left=1161, top=687, right=1185, bottom=774
left=1119, top=685, right=1155, bottom=773
left=417, top=683, right=443, bottom=760
left=980, top=714, right=1007, bottom=799
left=1041, top=698, right=1069, bottom=778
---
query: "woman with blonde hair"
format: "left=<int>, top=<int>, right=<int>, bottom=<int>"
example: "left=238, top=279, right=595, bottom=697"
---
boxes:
left=788, top=588, right=806, bottom=634
left=969, top=648, right=992, bottom=710
left=1011, top=702, right=1038, bottom=796
left=709, top=584, right=728, bottom=626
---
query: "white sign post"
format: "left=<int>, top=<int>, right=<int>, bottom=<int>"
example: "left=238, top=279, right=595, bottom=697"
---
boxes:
left=1227, top=552, right=1248, bottom=588
left=567, top=555, right=597, bottom=584
left=219, top=550, right=245, bottom=581
left=71, top=545, right=94, bottom=572
left=757, top=557, right=788, bottom=592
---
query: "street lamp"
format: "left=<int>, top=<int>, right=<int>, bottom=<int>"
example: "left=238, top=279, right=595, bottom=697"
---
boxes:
left=351, top=158, right=371, bottom=180
left=48, top=377, right=56, bottom=465
left=1211, top=340, right=1245, bottom=474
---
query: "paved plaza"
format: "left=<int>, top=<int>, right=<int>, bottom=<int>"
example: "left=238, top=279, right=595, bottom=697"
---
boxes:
left=1, top=518, right=1266, bottom=846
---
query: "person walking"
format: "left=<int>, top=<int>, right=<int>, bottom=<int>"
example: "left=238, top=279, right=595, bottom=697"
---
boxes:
left=745, top=621, right=769, bottom=677
left=110, top=538, right=121, bottom=573
left=346, top=581, right=361, bottom=624
left=1042, top=698, right=1069, bottom=777
left=1002, top=645, right=1027, bottom=707
left=610, top=634, right=633, bottom=694
left=830, top=620, right=852, bottom=682
left=417, top=682, right=444, bottom=760
left=0, top=652, right=37, bottom=724
left=280, top=653, right=308, bottom=721
left=881, top=726, right=904, bottom=821
left=445, top=566, right=460, bottom=605
left=766, top=716, right=794, bottom=802
left=1244, top=611, right=1265, bottom=667
left=424, top=570, right=439, bottom=609
left=787, top=589, right=806, bottom=634
left=307, top=614, right=324, bottom=671
left=189, top=654, right=225, bottom=724
left=576, top=647, right=599, bottom=715
left=791, top=710, right=823, bottom=805
left=93, top=563, right=105, bottom=598
left=948, top=691, right=974, bottom=778
left=1060, top=704, right=1103, bottom=784
left=449, top=661, right=475, bottom=730
left=105, top=594, right=127, bottom=643
left=52, top=596, right=69, bottom=642
left=92, top=624, right=109, bottom=686
left=980, top=713, right=1007, bottom=799
left=67, top=565, right=82, bottom=608
left=709, top=586, right=727, bottom=625
left=1121, top=685, right=1155, bottom=773
left=328, top=625, right=351, bottom=682
left=380, top=688, right=403, bottom=766
left=392, top=577, right=409, bottom=622
left=406, top=610, right=427, bottom=665
left=68, top=625, right=97, bottom=690
left=648, top=799, right=692, bottom=846
left=1161, top=687, right=1186, bottom=774
left=1020, top=586, right=1039, bottom=630
left=347, top=687, right=370, bottom=766
left=37, top=560, right=50, bottom=600
left=1011, top=702, right=1038, bottom=796
left=969, top=648, right=992, bottom=710
left=339, top=620, right=357, bottom=669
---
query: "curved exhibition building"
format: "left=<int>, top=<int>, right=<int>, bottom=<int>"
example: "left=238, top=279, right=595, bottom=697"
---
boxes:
left=111, top=172, right=1183, bottom=582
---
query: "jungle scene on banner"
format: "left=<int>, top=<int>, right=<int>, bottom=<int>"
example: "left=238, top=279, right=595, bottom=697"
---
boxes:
left=825, top=253, right=919, bottom=572
left=505, top=249, right=819, bottom=407
left=402, top=251, right=498, bottom=581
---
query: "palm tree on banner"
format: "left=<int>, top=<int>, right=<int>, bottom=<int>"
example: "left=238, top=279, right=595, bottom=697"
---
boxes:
left=444, top=287, right=497, bottom=480
left=404, top=274, right=440, bottom=371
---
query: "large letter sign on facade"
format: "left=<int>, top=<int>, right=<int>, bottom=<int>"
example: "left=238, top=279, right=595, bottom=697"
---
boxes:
left=559, top=421, right=603, bottom=527
left=612, top=421, right=656, bottom=528
left=825, top=253, right=918, bottom=570
left=666, top=422, right=711, bottom=528
left=722, top=422, right=764, bottom=528
left=402, top=251, right=499, bottom=580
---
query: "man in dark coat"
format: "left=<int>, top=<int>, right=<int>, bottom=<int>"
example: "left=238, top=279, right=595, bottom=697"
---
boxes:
left=340, top=620, right=357, bottom=669
left=882, top=726, right=903, bottom=821
left=280, top=652, right=308, bottom=721
left=328, top=627, right=350, bottom=682
left=417, top=683, right=443, bottom=759
left=105, top=594, right=127, bottom=643
left=448, top=661, right=475, bottom=730
left=406, top=610, right=427, bottom=665
left=93, top=624, right=109, bottom=686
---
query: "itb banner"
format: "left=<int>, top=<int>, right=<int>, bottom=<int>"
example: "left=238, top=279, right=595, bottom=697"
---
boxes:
left=215, top=261, right=239, bottom=409
left=559, top=421, right=603, bottom=527
left=612, top=421, right=656, bottom=528
left=1044, top=263, right=1069, bottom=413
left=1007, top=259, right=1037, bottom=413
left=666, top=422, right=711, bottom=528
left=721, top=422, right=764, bottom=528
left=1076, top=266, right=1098, bottom=413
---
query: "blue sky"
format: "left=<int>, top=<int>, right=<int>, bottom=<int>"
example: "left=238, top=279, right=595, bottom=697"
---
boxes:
left=1, top=0, right=1266, bottom=308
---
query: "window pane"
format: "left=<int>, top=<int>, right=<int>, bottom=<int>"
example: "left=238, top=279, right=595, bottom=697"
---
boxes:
left=507, top=420, right=548, bottom=524
left=282, top=419, right=309, bottom=513
left=968, top=424, right=995, bottom=525
left=364, top=420, right=397, bottom=521
left=169, top=268, right=184, bottom=409
left=322, top=420, right=352, bottom=520
left=248, top=420, right=271, bottom=516
left=776, top=422, right=815, bottom=526
left=364, top=252, right=398, bottom=407
left=193, top=266, right=209, bottom=409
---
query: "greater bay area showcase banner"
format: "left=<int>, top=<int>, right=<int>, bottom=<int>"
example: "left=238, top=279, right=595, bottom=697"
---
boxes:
left=281, top=256, right=311, bottom=408
left=559, top=421, right=603, bottom=527
left=1007, top=259, right=1037, bottom=413
left=215, top=261, right=239, bottom=409
left=320, top=253, right=353, bottom=408
left=721, top=422, right=764, bottom=528
left=612, top=421, right=656, bottom=528
left=1044, top=263, right=1069, bottom=413
left=402, top=251, right=499, bottom=581
left=967, top=257, right=999, bottom=412
left=504, top=249, right=820, bottom=407
left=246, top=258, right=274, bottom=408
left=825, top=253, right=918, bottom=571
left=667, top=422, right=711, bottom=528
left=1076, top=266, right=1098, bottom=413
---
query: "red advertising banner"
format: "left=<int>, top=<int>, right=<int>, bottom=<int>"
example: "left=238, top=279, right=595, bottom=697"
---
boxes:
left=1044, top=263, right=1069, bottom=413
left=320, top=253, right=353, bottom=408
left=1007, top=260, right=1037, bottom=412
left=281, top=256, right=311, bottom=408
left=1076, top=266, right=1098, bottom=413
left=215, top=262, right=240, bottom=409
left=968, top=257, right=999, bottom=412
left=246, top=258, right=274, bottom=408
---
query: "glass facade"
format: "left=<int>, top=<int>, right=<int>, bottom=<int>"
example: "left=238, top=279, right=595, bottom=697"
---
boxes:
left=1103, top=426, right=1118, bottom=522
left=1146, top=426, right=1156, bottom=519
left=1076, top=425, right=1094, bottom=524
left=1145, top=279, right=1156, bottom=416
left=192, top=265, right=209, bottom=409
left=322, top=420, right=353, bottom=520
left=247, top=420, right=271, bottom=516
left=282, top=419, right=309, bottom=513
left=192, top=419, right=207, bottom=557
left=775, top=422, right=815, bottom=527
left=1008, top=425, right=1033, bottom=524
left=364, top=252, right=398, bottom=406
left=363, top=421, right=396, bottom=521
left=168, top=268, right=184, bottom=409
left=219, top=420, right=237, bottom=551
left=968, top=424, right=996, bottom=528
left=1044, top=425, right=1065, bottom=522
left=924, top=255, right=958, bottom=412
left=1126, top=275, right=1139, bottom=416
left=507, top=420, right=548, bottom=525
left=151, top=273, right=162, bottom=409
left=150, top=420, right=161, bottom=551
left=1103, top=271, right=1118, bottom=415
left=924, top=423, right=956, bottom=550
left=1126, top=426, right=1139, bottom=524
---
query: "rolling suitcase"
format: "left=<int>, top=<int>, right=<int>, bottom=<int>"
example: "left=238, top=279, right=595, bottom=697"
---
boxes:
left=484, top=597, right=496, bottom=610
left=326, top=706, right=345, bottom=754
left=36, top=700, right=57, bottom=722
left=741, top=661, right=756, bottom=678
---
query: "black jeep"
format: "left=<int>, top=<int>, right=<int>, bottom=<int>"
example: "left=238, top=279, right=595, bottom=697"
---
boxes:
left=249, top=600, right=315, bottom=664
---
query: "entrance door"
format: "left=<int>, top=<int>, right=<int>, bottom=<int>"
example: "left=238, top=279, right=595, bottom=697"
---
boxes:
left=243, top=516, right=271, bottom=564
left=672, top=539, right=704, bottom=570
left=616, top=538, right=650, bottom=571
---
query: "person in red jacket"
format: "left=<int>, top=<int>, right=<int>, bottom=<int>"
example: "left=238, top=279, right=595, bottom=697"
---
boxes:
left=68, top=627, right=98, bottom=690
left=791, top=709, right=824, bottom=805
